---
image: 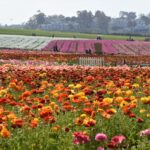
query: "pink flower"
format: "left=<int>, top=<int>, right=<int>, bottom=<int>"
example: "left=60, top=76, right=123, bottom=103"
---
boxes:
left=111, top=135, right=126, bottom=145
left=140, top=128, right=150, bottom=136
left=97, top=146, right=104, bottom=150
left=72, top=131, right=90, bottom=145
left=95, top=133, right=107, bottom=141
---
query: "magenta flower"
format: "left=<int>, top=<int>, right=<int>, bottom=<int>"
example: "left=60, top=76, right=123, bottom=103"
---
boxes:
left=97, top=146, right=104, bottom=150
left=72, top=131, right=90, bottom=145
left=95, top=133, right=107, bottom=141
left=111, top=135, right=126, bottom=144
left=140, top=128, right=150, bottom=136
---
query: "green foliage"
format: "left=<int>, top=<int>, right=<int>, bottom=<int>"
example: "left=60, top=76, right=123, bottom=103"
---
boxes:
left=94, top=43, right=103, bottom=55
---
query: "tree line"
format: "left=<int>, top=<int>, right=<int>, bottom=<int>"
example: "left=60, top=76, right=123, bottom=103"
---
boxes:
left=7, top=10, right=150, bottom=35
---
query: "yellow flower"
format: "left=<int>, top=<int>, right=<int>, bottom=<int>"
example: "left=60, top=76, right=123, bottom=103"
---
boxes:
left=71, top=90, right=75, bottom=94
left=107, top=91, right=113, bottom=95
left=53, top=93, right=58, bottom=98
left=115, top=97, right=124, bottom=103
left=103, top=98, right=113, bottom=104
left=115, top=89, right=122, bottom=95
left=132, top=83, right=139, bottom=88
left=76, top=92, right=85, bottom=97
left=131, top=99, right=137, bottom=104
left=141, top=97, right=149, bottom=103
left=50, top=102, right=56, bottom=107
left=147, top=114, right=150, bottom=118
left=130, top=96, right=136, bottom=101
left=125, top=90, right=133, bottom=97
left=74, top=84, right=82, bottom=89
left=106, top=81, right=115, bottom=88
left=97, top=108, right=104, bottom=113
left=140, top=109, right=146, bottom=113
left=120, top=101, right=128, bottom=108
left=80, top=96, right=88, bottom=101
left=80, top=114, right=87, bottom=119
left=68, top=84, right=75, bottom=88
left=68, top=94, right=74, bottom=99
left=0, top=89, right=7, bottom=97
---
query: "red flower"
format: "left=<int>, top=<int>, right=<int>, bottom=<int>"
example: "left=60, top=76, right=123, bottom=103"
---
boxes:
left=137, top=118, right=144, bottom=123
left=11, top=118, right=24, bottom=128
left=72, top=131, right=90, bottom=145
left=44, top=116, right=55, bottom=124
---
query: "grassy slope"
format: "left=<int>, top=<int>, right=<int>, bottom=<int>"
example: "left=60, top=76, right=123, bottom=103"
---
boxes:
left=0, top=28, right=145, bottom=40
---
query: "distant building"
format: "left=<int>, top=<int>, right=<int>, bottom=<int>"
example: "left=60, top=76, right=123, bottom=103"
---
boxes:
left=134, top=19, right=148, bottom=34
left=40, top=22, right=79, bottom=32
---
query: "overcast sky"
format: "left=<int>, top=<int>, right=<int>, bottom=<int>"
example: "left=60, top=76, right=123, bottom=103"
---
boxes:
left=0, top=0, right=149, bottom=25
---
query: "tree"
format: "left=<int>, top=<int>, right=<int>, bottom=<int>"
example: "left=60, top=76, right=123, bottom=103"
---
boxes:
left=140, top=14, right=150, bottom=25
left=94, top=10, right=111, bottom=33
left=119, top=11, right=136, bottom=20
left=119, top=11, right=128, bottom=18
left=126, top=12, right=137, bottom=35
left=77, top=10, right=93, bottom=32
left=35, top=11, right=46, bottom=25
left=127, top=12, right=137, bottom=20
left=26, top=11, right=46, bottom=28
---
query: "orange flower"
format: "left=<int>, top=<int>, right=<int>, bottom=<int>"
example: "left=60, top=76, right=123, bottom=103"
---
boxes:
left=115, top=97, right=124, bottom=103
left=72, top=99, right=83, bottom=103
left=51, top=125, right=60, bottom=132
left=101, top=112, right=111, bottom=119
left=83, top=108, right=93, bottom=115
left=106, top=108, right=117, bottom=115
left=30, top=118, right=39, bottom=128
left=63, top=105, right=73, bottom=111
left=43, top=95, right=50, bottom=100
left=0, top=127, right=11, bottom=138
left=83, top=118, right=96, bottom=127
left=74, top=117, right=83, bottom=126
left=85, top=76, right=94, bottom=82
left=39, top=107, right=53, bottom=118
left=55, top=84, right=64, bottom=91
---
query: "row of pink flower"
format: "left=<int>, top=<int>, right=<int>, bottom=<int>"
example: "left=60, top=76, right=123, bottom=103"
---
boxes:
left=42, top=40, right=150, bottom=55
left=73, top=129, right=150, bottom=150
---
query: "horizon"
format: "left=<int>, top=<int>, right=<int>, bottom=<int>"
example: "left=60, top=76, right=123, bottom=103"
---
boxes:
left=0, top=0, right=150, bottom=25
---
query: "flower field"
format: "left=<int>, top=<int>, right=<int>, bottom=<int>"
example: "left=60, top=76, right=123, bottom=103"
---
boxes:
left=0, top=63, right=150, bottom=149
left=0, top=35, right=150, bottom=56
left=42, top=40, right=150, bottom=55
left=0, top=35, right=51, bottom=50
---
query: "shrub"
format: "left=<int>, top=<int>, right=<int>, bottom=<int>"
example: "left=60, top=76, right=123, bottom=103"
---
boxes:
left=144, top=37, right=150, bottom=41
left=94, top=43, right=103, bottom=55
left=32, top=33, right=36, bottom=36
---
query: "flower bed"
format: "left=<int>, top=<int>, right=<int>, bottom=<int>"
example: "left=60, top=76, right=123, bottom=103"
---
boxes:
left=0, top=50, right=150, bottom=66
left=42, top=40, right=150, bottom=55
left=0, top=65, right=150, bottom=149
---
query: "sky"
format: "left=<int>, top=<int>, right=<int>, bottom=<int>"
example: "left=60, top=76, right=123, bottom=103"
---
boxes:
left=0, top=0, right=150, bottom=25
